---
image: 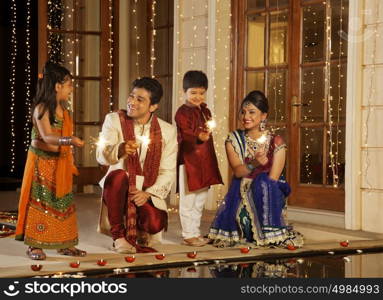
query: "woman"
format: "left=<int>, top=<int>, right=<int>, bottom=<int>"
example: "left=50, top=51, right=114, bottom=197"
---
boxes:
left=208, top=90, right=303, bottom=248
left=15, top=62, right=86, bottom=260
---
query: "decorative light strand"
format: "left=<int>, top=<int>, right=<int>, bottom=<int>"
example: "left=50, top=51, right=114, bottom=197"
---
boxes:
left=363, top=0, right=380, bottom=191
left=211, top=0, right=231, bottom=206
left=190, top=0, right=196, bottom=67
left=324, top=1, right=338, bottom=187
left=334, top=0, right=345, bottom=186
left=150, top=0, right=157, bottom=78
left=107, top=0, right=114, bottom=111
left=133, top=0, right=140, bottom=78
left=9, top=0, right=17, bottom=173
left=24, top=0, right=32, bottom=152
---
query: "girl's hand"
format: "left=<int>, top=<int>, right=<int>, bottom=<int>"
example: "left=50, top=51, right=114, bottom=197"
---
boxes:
left=72, top=136, right=85, bottom=147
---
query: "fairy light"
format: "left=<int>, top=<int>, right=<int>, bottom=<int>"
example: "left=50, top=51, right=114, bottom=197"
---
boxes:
left=132, top=0, right=141, bottom=78
left=190, top=1, right=196, bottom=67
left=24, top=0, right=32, bottom=152
left=362, top=0, right=379, bottom=191
left=210, top=0, right=231, bottom=205
left=150, top=0, right=157, bottom=78
left=107, top=0, right=114, bottom=111
left=9, top=0, right=17, bottom=173
left=324, top=1, right=338, bottom=187
left=333, top=0, right=346, bottom=187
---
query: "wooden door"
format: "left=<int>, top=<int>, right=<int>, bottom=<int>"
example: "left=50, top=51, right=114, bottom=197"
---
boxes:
left=231, top=0, right=348, bottom=211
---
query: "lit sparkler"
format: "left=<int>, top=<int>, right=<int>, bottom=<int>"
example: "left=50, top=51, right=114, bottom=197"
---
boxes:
left=136, top=135, right=151, bottom=147
left=206, top=119, right=216, bottom=131
left=256, top=134, right=267, bottom=145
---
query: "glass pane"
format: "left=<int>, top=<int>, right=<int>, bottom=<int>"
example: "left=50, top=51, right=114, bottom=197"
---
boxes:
left=76, top=0, right=100, bottom=31
left=48, top=0, right=74, bottom=31
left=326, top=126, right=345, bottom=186
left=154, top=28, right=169, bottom=76
left=247, top=0, right=265, bottom=10
left=76, top=34, right=100, bottom=77
left=267, top=69, right=287, bottom=123
left=246, top=72, right=265, bottom=94
left=269, top=0, right=289, bottom=9
left=269, top=11, right=288, bottom=65
left=247, top=14, right=265, bottom=68
left=300, top=127, right=323, bottom=184
left=301, top=67, right=324, bottom=122
left=302, top=4, right=325, bottom=63
left=155, top=0, right=169, bottom=27
left=48, top=32, right=76, bottom=73
left=329, top=63, right=347, bottom=123
left=331, top=0, right=349, bottom=59
left=74, top=80, right=100, bottom=122
left=74, top=125, right=101, bottom=167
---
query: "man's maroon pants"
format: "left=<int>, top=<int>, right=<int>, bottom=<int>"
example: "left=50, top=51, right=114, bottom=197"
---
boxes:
left=103, top=169, right=167, bottom=240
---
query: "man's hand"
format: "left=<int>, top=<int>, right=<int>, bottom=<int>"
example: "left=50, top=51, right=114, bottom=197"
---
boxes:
left=130, top=190, right=151, bottom=207
left=118, top=140, right=139, bottom=158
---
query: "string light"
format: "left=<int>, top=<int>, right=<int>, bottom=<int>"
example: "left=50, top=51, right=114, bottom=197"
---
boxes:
left=107, top=0, right=114, bottom=111
left=9, top=0, right=17, bottom=173
left=150, top=0, right=157, bottom=78
left=362, top=0, right=380, bottom=191
left=132, top=0, right=140, bottom=78
left=24, top=0, right=32, bottom=152
left=210, top=0, right=231, bottom=205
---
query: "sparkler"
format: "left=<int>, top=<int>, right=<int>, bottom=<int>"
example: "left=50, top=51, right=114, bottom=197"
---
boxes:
left=206, top=119, right=216, bottom=131
left=256, top=134, right=267, bottom=145
left=136, top=135, right=151, bottom=147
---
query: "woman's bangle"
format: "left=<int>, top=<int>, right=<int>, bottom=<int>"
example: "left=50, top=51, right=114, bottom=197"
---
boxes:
left=58, top=136, right=72, bottom=145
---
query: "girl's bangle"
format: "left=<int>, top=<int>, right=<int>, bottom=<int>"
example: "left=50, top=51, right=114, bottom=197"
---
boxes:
left=58, top=136, right=72, bottom=145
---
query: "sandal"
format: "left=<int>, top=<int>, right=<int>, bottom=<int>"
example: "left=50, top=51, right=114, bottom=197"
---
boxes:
left=57, top=247, right=87, bottom=257
left=26, top=247, right=46, bottom=260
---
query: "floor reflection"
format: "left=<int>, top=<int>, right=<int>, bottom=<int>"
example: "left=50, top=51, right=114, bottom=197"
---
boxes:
left=91, top=252, right=383, bottom=278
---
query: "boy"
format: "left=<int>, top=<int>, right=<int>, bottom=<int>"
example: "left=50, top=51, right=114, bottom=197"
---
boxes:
left=175, top=70, right=223, bottom=247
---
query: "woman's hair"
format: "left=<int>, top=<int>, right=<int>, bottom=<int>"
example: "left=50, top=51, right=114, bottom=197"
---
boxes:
left=33, top=61, right=73, bottom=124
left=241, top=90, right=269, bottom=114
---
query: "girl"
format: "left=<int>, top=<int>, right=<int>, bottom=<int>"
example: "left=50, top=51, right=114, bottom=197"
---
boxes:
left=15, top=62, right=86, bottom=260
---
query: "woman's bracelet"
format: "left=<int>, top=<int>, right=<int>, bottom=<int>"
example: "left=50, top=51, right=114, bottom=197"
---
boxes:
left=58, top=136, right=72, bottom=146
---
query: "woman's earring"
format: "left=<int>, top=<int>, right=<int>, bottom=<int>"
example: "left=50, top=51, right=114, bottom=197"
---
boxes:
left=260, top=119, right=267, bottom=131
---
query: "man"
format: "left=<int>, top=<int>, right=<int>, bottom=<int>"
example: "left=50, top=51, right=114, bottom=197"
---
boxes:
left=96, top=77, right=177, bottom=253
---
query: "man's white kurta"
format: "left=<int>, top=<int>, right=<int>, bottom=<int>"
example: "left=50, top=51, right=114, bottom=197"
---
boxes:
left=96, top=112, right=177, bottom=242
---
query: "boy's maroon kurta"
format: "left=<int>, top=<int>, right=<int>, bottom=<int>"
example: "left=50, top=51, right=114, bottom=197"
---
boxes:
left=175, top=103, right=223, bottom=192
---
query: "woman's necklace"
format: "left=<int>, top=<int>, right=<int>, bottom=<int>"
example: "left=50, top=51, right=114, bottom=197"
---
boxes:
left=244, top=131, right=269, bottom=151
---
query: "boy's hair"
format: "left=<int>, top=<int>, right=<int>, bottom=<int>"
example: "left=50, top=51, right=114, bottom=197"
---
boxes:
left=132, top=77, right=163, bottom=105
left=183, top=70, right=208, bottom=92
left=33, top=61, right=73, bottom=124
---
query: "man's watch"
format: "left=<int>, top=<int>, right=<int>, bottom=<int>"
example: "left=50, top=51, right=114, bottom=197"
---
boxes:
left=246, top=163, right=255, bottom=172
